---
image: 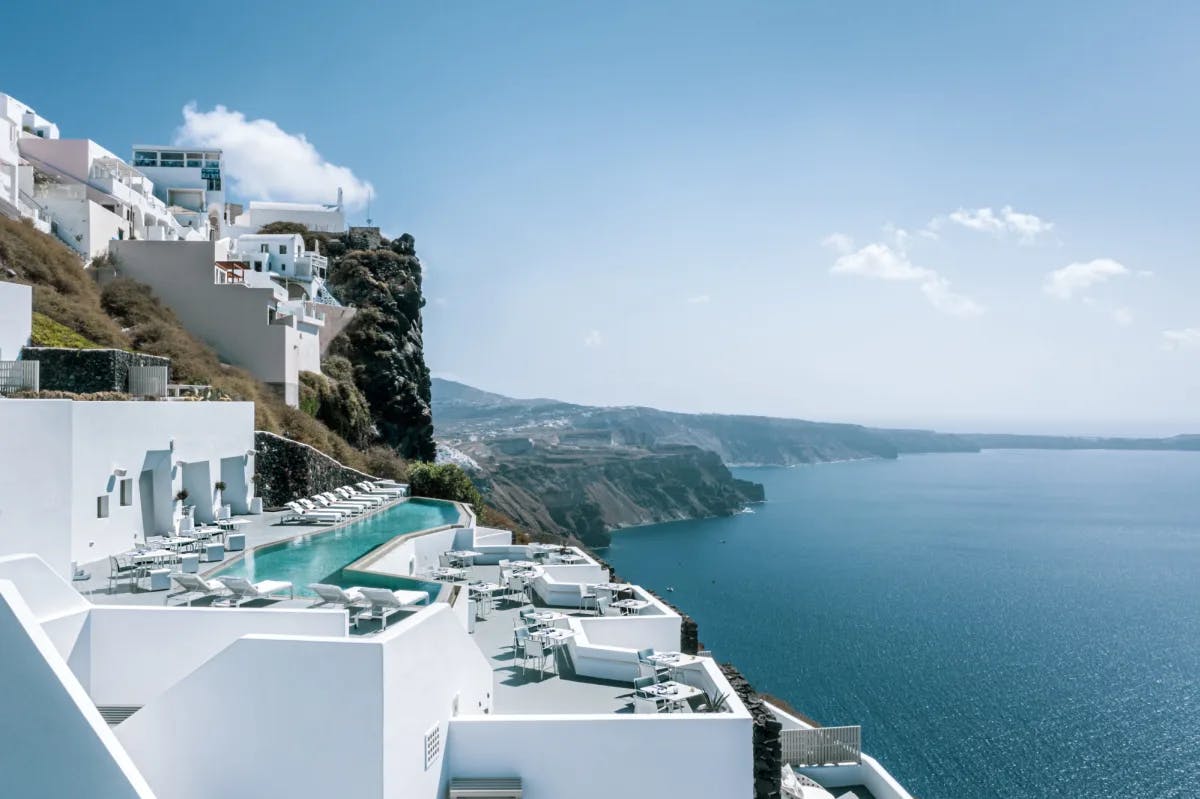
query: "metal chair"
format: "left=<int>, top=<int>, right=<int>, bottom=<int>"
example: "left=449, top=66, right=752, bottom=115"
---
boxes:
left=108, top=555, right=141, bottom=592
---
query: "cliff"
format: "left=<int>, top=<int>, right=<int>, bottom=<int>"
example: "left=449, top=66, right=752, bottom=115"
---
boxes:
left=459, top=439, right=764, bottom=547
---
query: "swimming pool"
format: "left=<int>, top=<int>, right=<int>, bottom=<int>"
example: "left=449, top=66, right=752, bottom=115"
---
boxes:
left=213, top=498, right=460, bottom=600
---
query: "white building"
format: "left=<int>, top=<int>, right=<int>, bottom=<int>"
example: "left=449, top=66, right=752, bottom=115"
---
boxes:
left=0, top=92, right=58, bottom=233
left=131, top=145, right=227, bottom=238
left=110, top=239, right=328, bottom=407
left=0, top=399, right=255, bottom=579
left=19, top=137, right=200, bottom=259
left=229, top=191, right=347, bottom=236
left=0, top=279, right=32, bottom=360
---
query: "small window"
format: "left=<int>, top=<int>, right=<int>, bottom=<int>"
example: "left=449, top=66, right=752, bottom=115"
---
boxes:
left=97, top=495, right=109, bottom=518
left=260, top=244, right=269, bottom=253
left=279, top=245, right=287, bottom=255
left=254, top=260, right=263, bottom=272
left=120, top=479, right=133, bottom=506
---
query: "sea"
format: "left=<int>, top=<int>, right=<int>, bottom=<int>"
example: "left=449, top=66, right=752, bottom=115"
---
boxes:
left=604, top=450, right=1200, bottom=799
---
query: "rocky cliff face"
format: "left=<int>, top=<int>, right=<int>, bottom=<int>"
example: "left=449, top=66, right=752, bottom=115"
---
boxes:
left=325, top=232, right=435, bottom=461
left=459, top=440, right=764, bottom=548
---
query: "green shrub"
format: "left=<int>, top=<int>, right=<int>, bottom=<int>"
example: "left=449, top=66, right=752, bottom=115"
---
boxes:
left=29, top=312, right=100, bottom=348
left=406, top=462, right=483, bottom=508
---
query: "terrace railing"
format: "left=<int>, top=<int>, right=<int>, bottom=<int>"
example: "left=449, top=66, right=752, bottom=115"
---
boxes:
left=780, top=725, right=862, bottom=767
left=0, top=360, right=39, bottom=394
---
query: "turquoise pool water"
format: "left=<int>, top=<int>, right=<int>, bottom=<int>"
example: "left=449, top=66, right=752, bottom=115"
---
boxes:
left=214, top=498, right=460, bottom=600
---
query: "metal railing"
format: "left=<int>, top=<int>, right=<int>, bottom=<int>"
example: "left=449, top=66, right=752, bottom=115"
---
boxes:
left=128, top=365, right=168, bottom=398
left=0, top=360, right=39, bottom=394
left=780, top=725, right=862, bottom=767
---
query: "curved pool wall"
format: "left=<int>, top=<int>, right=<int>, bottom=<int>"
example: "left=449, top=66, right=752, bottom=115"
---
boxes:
left=212, top=498, right=464, bottom=600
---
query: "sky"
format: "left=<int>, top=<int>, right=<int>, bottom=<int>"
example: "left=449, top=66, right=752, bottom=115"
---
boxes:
left=3, top=1, right=1198, bottom=435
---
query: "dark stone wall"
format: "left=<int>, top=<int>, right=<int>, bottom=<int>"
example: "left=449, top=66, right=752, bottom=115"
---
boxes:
left=721, top=663, right=783, bottom=799
left=254, top=430, right=376, bottom=509
left=586, top=553, right=700, bottom=654
left=21, top=347, right=170, bottom=394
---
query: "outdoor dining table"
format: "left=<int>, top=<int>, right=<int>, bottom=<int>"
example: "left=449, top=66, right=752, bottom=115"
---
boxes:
left=159, top=536, right=198, bottom=550
left=646, top=652, right=704, bottom=682
left=611, top=598, right=651, bottom=615
left=511, top=568, right=540, bottom=579
left=522, top=609, right=567, bottom=627
left=431, top=567, right=467, bottom=581
left=556, top=553, right=585, bottom=564
left=641, top=680, right=703, bottom=711
left=130, top=548, right=178, bottom=566
left=529, top=627, right=574, bottom=644
left=217, top=518, right=250, bottom=531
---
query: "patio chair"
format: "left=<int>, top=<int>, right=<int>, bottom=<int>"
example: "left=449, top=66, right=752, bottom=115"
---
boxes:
left=633, top=675, right=660, bottom=697
left=595, top=594, right=613, bottom=617
left=522, top=638, right=553, bottom=680
left=578, top=584, right=599, bottom=613
left=108, top=554, right=142, bottom=592
left=308, top=583, right=367, bottom=610
left=634, top=694, right=666, bottom=714
left=512, top=626, right=530, bottom=658
left=507, top=575, right=530, bottom=606
left=215, top=576, right=294, bottom=606
left=321, top=490, right=372, bottom=510
left=637, top=659, right=670, bottom=682
left=167, top=573, right=231, bottom=606
left=356, top=587, right=425, bottom=630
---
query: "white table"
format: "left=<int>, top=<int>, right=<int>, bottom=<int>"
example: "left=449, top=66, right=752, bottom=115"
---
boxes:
left=641, top=680, right=702, bottom=711
left=646, top=652, right=704, bottom=681
left=529, top=627, right=574, bottom=644
left=556, top=553, right=586, bottom=564
left=131, top=548, right=177, bottom=566
left=511, top=568, right=540, bottom=579
left=612, top=599, right=651, bottom=615
left=218, top=518, right=251, bottom=531
left=448, top=550, right=482, bottom=566
left=522, top=610, right=567, bottom=627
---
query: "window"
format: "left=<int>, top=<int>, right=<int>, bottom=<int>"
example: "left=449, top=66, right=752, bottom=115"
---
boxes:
left=97, top=495, right=109, bottom=519
left=260, top=244, right=269, bottom=253
left=120, top=479, right=133, bottom=506
left=279, top=245, right=287, bottom=255
left=254, top=260, right=263, bottom=272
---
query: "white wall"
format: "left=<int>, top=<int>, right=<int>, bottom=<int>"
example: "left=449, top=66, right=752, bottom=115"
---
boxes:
left=0, top=400, right=255, bottom=576
left=447, top=712, right=754, bottom=799
left=0, top=580, right=155, bottom=799
left=0, top=279, right=32, bottom=359
left=361, top=526, right=461, bottom=578
left=85, top=605, right=346, bottom=706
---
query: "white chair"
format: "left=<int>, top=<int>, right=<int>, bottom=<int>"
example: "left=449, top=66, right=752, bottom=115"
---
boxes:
left=308, top=583, right=367, bottom=610
left=358, top=480, right=404, bottom=497
left=512, top=626, right=530, bottom=658
left=579, top=584, right=599, bottom=613
left=507, top=576, right=529, bottom=606
left=215, top=576, right=294, bottom=606
left=523, top=638, right=553, bottom=680
left=167, top=573, right=229, bottom=605
left=634, top=694, right=666, bottom=714
left=357, top=587, right=426, bottom=630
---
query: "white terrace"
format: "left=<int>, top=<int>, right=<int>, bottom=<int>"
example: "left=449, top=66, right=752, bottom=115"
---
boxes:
left=0, top=495, right=914, bottom=799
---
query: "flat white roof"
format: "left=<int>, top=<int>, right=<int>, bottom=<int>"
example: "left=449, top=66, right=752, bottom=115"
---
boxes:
left=249, top=200, right=338, bottom=211
left=133, top=145, right=222, bottom=154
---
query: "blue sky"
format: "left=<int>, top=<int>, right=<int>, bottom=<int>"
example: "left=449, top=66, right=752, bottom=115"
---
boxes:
left=4, top=2, right=1198, bottom=434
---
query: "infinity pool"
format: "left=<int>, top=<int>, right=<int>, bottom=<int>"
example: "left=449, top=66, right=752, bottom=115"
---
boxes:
left=213, top=498, right=460, bottom=600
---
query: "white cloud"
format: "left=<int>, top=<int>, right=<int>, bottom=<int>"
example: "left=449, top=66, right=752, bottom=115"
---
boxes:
left=685, top=294, right=711, bottom=305
left=920, top=276, right=985, bottom=318
left=174, top=103, right=373, bottom=208
left=583, top=329, right=604, bottom=348
left=829, top=242, right=982, bottom=317
left=1162, top=328, right=1200, bottom=350
left=821, top=233, right=855, bottom=254
left=1111, top=307, right=1134, bottom=327
left=945, top=206, right=1053, bottom=242
left=1043, top=258, right=1130, bottom=300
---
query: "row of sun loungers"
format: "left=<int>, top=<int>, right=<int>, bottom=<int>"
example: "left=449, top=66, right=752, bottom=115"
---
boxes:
left=168, top=574, right=293, bottom=606
left=309, top=583, right=427, bottom=629
left=282, top=482, right=405, bottom=525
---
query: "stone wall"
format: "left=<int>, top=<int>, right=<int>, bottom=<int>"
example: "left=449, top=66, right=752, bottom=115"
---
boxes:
left=253, top=430, right=376, bottom=509
left=586, top=553, right=700, bottom=654
left=720, top=663, right=783, bottom=799
left=20, top=347, right=170, bottom=394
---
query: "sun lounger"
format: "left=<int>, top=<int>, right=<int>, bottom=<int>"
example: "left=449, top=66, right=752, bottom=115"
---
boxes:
left=309, top=495, right=364, bottom=515
left=309, top=583, right=367, bottom=609
left=335, top=486, right=384, bottom=506
left=357, top=481, right=404, bottom=497
left=284, top=501, right=345, bottom=523
left=215, top=576, right=294, bottom=606
left=356, top=587, right=427, bottom=629
left=167, top=573, right=230, bottom=605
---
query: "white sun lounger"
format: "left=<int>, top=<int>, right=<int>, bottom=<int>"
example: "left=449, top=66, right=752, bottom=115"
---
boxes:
left=356, top=587, right=427, bottom=630
left=335, top=486, right=385, bottom=506
left=285, top=501, right=345, bottom=523
left=216, top=576, right=294, bottom=606
left=308, top=583, right=367, bottom=609
left=309, top=495, right=365, bottom=515
left=357, top=481, right=404, bottom=497
left=167, top=573, right=231, bottom=606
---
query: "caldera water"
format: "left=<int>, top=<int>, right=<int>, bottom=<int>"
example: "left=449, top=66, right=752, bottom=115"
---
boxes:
left=605, top=450, right=1200, bottom=799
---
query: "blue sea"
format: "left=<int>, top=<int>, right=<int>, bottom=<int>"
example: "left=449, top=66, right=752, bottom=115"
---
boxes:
left=605, top=450, right=1200, bottom=799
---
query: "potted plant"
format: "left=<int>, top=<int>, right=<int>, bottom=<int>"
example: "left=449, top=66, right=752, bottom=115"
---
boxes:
left=213, top=480, right=229, bottom=519
left=699, top=689, right=731, bottom=713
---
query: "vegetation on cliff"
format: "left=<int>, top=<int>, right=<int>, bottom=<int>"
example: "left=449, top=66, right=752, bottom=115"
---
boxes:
left=324, top=233, right=436, bottom=461
left=0, top=217, right=405, bottom=480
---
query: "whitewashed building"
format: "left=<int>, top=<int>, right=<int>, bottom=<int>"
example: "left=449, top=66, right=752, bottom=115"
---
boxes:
left=229, top=191, right=347, bottom=236
left=131, top=145, right=227, bottom=238
left=109, top=239, right=327, bottom=407
left=0, top=92, right=57, bottom=233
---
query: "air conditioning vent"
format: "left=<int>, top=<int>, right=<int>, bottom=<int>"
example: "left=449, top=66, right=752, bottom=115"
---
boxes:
left=448, top=778, right=523, bottom=798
